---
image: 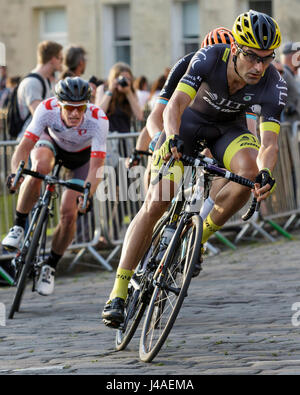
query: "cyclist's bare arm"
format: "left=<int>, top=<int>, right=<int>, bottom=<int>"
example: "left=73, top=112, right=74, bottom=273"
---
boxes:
left=254, top=129, right=278, bottom=200
left=85, top=156, right=106, bottom=196
left=246, top=116, right=257, bottom=137
left=11, top=137, right=35, bottom=174
left=146, top=102, right=166, bottom=138
left=163, top=90, right=191, bottom=160
left=135, top=127, right=152, bottom=151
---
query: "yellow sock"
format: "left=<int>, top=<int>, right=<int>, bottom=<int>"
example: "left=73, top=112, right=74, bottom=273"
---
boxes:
left=201, top=213, right=222, bottom=244
left=108, top=267, right=134, bottom=301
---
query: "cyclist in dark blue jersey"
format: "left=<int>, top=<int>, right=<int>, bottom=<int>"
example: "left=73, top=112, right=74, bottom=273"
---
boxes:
left=161, top=10, right=286, bottom=245
left=102, top=11, right=287, bottom=327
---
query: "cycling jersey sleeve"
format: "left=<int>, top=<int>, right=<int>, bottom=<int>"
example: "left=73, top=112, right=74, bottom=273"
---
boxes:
left=90, top=110, right=109, bottom=158
left=24, top=99, right=52, bottom=143
left=176, top=46, right=221, bottom=100
left=157, top=52, right=195, bottom=104
left=259, top=68, right=287, bottom=134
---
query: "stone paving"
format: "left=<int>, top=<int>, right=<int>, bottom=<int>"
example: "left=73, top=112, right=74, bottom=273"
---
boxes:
left=1, top=235, right=300, bottom=376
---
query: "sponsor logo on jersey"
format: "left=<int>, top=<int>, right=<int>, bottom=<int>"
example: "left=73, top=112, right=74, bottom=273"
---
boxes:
left=203, top=90, right=245, bottom=112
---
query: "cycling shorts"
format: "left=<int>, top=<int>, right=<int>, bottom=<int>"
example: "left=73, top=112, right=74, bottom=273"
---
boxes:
left=150, top=107, right=260, bottom=184
left=34, top=131, right=90, bottom=181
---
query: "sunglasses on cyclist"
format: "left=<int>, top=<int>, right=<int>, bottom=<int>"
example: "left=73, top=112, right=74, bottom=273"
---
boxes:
left=237, top=46, right=275, bottom=65
left=59, top=102, right=87, bottom=112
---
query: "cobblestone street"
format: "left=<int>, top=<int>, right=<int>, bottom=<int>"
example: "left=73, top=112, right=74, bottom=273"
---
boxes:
left=1, top=235, right=300, bottom=376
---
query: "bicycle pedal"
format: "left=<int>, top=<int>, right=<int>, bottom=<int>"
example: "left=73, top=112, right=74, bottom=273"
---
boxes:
left=103, top=319, right=122, bottom=329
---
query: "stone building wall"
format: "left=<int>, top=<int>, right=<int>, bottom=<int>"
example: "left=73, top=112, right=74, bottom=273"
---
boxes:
left=0, top=0, right=299, bottom=82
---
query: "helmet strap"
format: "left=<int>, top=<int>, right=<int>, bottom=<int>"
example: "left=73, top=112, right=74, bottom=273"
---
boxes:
left=232, top=54, right=242, bottom=79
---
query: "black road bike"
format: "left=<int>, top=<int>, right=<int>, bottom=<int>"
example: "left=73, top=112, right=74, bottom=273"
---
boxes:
left=114, top=152, right=257, bottom=362
left=8, top=160, right=90, bottom=319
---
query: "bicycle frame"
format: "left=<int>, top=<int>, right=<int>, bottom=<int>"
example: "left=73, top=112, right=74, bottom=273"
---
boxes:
left=13, top=163, right=62, bottom=284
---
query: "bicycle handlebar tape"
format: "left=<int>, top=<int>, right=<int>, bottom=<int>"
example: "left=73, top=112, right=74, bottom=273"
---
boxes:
left=242, top=196, right=258, bottom=221
left=12, top=160, right=25, bottom=188
left=229, top=173, right=254, bottom=188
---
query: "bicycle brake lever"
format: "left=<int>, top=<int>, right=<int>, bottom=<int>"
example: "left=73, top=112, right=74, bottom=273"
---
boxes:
left=82, top=182, right=91, bottom=210
left=150, top=157, right=175, bottom=186
left=12, top=160, right=25, bottom=189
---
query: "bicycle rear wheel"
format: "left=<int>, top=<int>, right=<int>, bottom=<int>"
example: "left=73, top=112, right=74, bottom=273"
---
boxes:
left=115, top=276, right=147, bottom=351
left=139, top=214, right=203, bottom=362
left=9, top=205, right=48, bottom=319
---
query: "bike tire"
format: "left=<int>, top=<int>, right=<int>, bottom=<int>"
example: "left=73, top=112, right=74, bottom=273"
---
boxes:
left=8, top=205, right=48, bottom=319
left=115, top=214, right=169, bottom=350
left=115, top=286, right=147, bottom=351
left=139, top=214, right=203, bottom=362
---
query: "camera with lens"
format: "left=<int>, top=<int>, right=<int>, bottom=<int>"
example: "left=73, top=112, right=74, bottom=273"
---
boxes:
left=117, top=76, right=128, bottom=87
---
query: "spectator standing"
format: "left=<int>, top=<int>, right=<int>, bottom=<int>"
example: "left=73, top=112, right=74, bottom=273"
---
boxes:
left=147, top=74, right=167, bottom=110
left=280, top=42, right=300, bottom=122
left=95, top=63, right=143, bottom=242
left=62, top=45, right=87, bottom=77
left=0, top=76, right=21, bottom=109
left=0, top=66, right=7, bottom=93
left=17, top=41, right=63, bottom=139
left=88, top=76, right=103, bottom=104
left=133, top=75, right=150, bottom=110
left=96, top=62, right=143, bottom=134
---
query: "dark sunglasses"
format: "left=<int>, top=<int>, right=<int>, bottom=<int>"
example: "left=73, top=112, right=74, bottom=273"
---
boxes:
left=237, top=46, right=275, bottom=65
left=59, top=102, right=87, bottom=112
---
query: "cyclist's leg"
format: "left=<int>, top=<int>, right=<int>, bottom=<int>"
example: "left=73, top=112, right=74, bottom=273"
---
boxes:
left=103, top=110, right=208, bottom=325
left=16, top=136, right=56, bottom=214
left=51, top=161, right=89, bottom=259
left=202, top=130, right=260, bottom=243
left=36, top=163, right=87, bottom=296
left=52, top=188, right=80, bottom=255
left=103, top=135, right=184, bottom=324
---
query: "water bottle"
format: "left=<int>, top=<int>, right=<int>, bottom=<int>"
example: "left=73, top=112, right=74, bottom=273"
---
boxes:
left=156, top=224, right=176, bottom=263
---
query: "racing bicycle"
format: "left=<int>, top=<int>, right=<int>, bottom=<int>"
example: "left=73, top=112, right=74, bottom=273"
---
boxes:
left=113, top=151, right=257, bottom=362
left=8, top=160, right=90, bottom=319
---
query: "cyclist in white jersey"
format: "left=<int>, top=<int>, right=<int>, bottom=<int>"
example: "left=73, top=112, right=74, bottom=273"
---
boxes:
left=3, top=77, right=109, bottom=295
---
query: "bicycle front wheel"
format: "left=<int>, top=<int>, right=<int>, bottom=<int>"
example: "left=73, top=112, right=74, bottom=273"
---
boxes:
left=9, top=205, right=48, bottom=319
left=139, top=214, right=203, bottom=362
left=115, top=211, right=170, bottom=351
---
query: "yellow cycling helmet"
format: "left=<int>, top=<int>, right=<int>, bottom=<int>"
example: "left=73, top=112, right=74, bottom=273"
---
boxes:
left=232, top=10, right=281, bottom=50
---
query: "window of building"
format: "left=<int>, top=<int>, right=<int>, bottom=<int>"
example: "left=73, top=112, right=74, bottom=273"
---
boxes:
left=114, top=5, right=131, bottom=65
left=39, top=8, right=68, bottom=45
left=182, top=0, right=200, bottom=53
left=101, top=4, right=131, bottom=76
left=248, top=0, right=272, bottom=16
left=171, top=0, right=200, bottom=63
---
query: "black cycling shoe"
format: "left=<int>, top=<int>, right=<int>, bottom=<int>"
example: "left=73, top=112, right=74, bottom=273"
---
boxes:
left=192, top=248, right=204, bottom=278
left=192, top=260, right=202, bottom=277
left=102, top=297, right=125, bottom=328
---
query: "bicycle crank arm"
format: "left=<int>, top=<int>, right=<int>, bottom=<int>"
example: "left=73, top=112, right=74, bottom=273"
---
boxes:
left=153, top=279, right=181, bottom=296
